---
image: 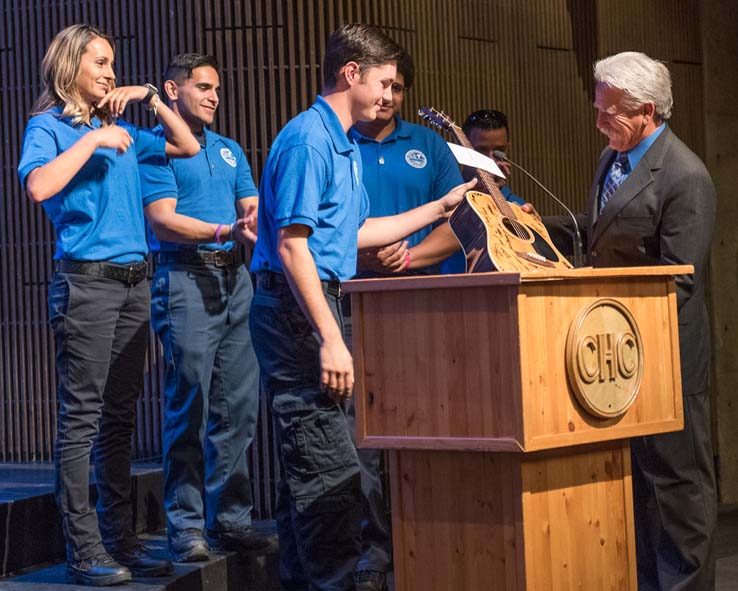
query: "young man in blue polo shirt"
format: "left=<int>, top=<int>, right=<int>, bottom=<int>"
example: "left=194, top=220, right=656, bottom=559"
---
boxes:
left=346, top=48, right=465, bottom=591
left=249, top=24, right=474, bottom=591
left=139, top=53, right=276, bottom=563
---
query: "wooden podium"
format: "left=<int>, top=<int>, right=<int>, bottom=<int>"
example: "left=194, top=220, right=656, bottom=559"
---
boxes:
left=343, top=266, right=689, bottom=591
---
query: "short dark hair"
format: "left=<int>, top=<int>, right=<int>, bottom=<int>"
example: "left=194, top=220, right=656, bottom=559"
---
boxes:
left=164, top=53, right=219, bottom=85
left=322, top=24, right=402, bottom=89
left=396, top=49, right=415, bottom=90
left=462, top=109, right=509, bottom=137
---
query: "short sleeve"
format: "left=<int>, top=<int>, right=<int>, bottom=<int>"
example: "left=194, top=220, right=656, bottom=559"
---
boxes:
left=271, top=144, right=328, bottom=231
left=358, top=185, right=370, bottom=227
left=139, top=159, right=178, bottom=206
left=18, top=119, right=57, bottom=188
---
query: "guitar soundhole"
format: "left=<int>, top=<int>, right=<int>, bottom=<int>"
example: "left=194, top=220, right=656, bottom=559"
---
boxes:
left=501, top=217, right=533, bottom=242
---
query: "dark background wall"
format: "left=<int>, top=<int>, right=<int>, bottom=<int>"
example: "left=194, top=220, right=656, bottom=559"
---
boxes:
left=2, top=0, right=735, bottom=512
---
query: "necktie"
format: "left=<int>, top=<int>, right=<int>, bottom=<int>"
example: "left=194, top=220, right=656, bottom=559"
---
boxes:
left=599, top=152, right=630, bottom=213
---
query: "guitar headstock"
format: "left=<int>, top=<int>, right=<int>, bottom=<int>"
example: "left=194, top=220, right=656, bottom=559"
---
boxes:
left=418, top=106, right=456, bottom=132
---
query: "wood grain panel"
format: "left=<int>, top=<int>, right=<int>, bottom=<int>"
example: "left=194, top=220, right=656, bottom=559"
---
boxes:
left=390, top=449, right=523, bottom=591
left=356, top=284, right=523, bottom=442
left=350, top=269, right=685, bottom=452
left=518, top=276, right=683, bottom=450
left=520, top=442, right=636, bottom=590
left=390, top=442, right=637, bottom=590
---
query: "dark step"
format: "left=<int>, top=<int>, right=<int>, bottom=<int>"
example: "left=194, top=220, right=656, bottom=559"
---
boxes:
left=0, top=531, right=279, bottom=591
left=0, top=462, right=165, bottom=577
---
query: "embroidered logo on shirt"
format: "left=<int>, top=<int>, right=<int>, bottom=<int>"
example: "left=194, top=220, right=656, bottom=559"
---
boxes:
left=220, top=148, right=237, bottom=168
left=405, top=149, right=427, bottom=169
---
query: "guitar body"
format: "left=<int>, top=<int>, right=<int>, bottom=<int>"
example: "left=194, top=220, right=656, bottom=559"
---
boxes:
left=417, top=106, right=573, bottom=273
left=450, top=190, right=572, bottom=272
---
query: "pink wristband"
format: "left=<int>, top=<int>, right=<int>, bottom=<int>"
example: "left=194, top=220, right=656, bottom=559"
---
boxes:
left=215, top=223, right=225, bottom=245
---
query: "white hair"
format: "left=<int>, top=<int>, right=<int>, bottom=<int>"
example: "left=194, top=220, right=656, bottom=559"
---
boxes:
left=594, top=52, right=673, bottom=120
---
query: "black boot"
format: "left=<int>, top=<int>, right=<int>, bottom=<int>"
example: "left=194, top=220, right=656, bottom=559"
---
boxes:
left=111, top=544, right=174, bottom=577
left=68, top=553, right=132, bottom=586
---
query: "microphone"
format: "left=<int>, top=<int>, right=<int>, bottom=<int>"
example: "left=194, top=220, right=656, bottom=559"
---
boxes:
left=492, top=150, right=585, bottom=268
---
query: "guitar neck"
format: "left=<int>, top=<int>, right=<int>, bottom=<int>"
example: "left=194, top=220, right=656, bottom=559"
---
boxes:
left=447, top=125, right=516, bottom=219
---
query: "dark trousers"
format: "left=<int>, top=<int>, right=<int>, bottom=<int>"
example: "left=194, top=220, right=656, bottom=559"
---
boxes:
left=632, top=390, right=717, bottom=591
left=250, top=272, right=361, bottom=591
left=342, top=303, right=393, bottom=574
left=48, top=272, right=149, bottom=561
left=151, top=263, right=259, bottom=535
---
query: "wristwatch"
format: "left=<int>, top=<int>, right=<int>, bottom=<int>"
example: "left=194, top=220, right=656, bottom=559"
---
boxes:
left=142, top=83, right=158, bottom=110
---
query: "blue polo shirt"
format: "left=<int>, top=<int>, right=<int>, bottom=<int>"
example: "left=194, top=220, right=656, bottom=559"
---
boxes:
left=251, top=96, right=369, bottom=282
left=139, top=127, right=258, bottom=252
left=350, top=116, right=463, bottom=249
left=17, top=107, right=165, bottom=263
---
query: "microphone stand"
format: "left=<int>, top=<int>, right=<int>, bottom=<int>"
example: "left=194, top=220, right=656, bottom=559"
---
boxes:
left=493, top=150, right=585, bottom=268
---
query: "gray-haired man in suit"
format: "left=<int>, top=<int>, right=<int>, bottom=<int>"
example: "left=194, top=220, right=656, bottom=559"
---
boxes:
left=545, top=51, right=717, bottom=590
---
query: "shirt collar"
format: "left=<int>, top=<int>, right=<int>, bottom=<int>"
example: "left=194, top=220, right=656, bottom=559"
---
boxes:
left=350, top=115, right=410, bottom=144
left=621, top=122, right=666, bottom=169
left=49, top=105, right=102, bottom=128
left=313, top=95, right=354, bottom=154
left=203, top=128, right=232, bottom=149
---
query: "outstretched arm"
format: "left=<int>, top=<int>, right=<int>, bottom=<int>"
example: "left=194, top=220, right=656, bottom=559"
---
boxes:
left=357, top=178, right=476, bottom=249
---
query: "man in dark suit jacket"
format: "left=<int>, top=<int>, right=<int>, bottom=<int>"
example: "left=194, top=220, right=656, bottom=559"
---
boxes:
left=547, top=51, right=717, bottom=591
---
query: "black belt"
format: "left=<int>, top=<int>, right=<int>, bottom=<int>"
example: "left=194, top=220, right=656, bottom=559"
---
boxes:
left=255, top=270, right=342, bottom=298
left=156, top=249, right=244, bottom=268
left=55, top=259, right=148, bottom=286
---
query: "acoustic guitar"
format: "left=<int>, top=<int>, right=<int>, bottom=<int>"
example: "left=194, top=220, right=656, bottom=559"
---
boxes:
left=418, top=107, right=572, bottom=273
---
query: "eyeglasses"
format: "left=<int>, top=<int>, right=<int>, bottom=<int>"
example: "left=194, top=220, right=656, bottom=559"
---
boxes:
left=593, top=101, right=648, bottom=118
left=391, top=83, right=408, bottom=94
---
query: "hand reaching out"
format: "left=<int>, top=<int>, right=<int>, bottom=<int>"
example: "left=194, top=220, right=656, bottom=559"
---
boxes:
left=357, top=240, right=409, bottom=274
left=438, top=177, right=477, bottom=217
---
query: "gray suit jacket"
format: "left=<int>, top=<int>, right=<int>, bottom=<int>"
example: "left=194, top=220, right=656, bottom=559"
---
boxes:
left=548, top=126, right=716, bottom=394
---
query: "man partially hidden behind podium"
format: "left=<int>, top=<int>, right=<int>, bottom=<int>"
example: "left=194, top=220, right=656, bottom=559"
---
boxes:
left=545, top=51, right=717, bottom=590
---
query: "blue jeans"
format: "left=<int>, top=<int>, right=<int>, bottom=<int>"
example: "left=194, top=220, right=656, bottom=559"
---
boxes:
left=151, top=262, right=259, bottom=535
left=250, top=272, right=361, bottom=591
left=49, top=271, right=150, bottom=562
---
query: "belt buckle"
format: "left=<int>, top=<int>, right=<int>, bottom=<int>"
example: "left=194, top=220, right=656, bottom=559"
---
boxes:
left=126, top=265, right=137, bottom=285
left=126, top=263, right=145, bottom=285
left=213, top=250, right=229, bottom=267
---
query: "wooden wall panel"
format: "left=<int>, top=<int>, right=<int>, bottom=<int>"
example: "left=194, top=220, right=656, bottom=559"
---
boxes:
left=0, top=0, right=706, bottom=519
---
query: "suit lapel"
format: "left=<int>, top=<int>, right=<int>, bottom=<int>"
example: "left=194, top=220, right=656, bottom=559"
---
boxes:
left=590, top=127, right=672, bottom=245
left=587, top=148, right=615, bottom=233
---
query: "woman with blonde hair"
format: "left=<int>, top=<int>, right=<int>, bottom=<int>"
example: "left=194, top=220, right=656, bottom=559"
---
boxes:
left=17, top=24, right=199, bottom=586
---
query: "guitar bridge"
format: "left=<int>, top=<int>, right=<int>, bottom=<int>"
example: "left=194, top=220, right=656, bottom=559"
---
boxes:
left=515, top=251, right=556, bottom=268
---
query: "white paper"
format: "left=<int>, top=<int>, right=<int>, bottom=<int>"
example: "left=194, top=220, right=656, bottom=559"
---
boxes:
left=446, top=142, right=506, bottom=179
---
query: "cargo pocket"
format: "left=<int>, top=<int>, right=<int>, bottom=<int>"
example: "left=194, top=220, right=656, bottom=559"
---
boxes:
left=277, top=404, right=359, bottom=515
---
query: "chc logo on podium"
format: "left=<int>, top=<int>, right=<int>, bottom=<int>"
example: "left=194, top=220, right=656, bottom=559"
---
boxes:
left=565, top=299, right=644, bottom=419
